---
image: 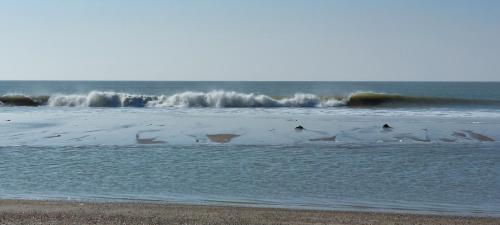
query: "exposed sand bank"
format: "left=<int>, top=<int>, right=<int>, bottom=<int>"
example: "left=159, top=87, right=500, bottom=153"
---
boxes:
left=207, top=133, right=240, bottom=143
left=452, top=130, right=495, bottom=142
left=463, top=130, right=495, bottom=141
left=309, top=136, right=336, bottom=142
left=0, top=200, right=498, bottom=225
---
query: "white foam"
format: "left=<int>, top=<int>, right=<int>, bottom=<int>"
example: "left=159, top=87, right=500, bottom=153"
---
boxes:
left=48, top=94, right=87, bottom=107
left=48, top=91, right=152, bottom=107
left=47, top=91, right=344, bottom=108
left=147, top=91, right=341, bottom=108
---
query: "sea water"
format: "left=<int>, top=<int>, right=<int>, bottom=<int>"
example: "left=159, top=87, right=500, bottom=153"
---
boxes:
left=0, top=81, right=499, bottom=216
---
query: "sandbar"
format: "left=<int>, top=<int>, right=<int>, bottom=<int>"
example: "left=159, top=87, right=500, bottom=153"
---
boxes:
left=207, top=133, right=240, bottom=143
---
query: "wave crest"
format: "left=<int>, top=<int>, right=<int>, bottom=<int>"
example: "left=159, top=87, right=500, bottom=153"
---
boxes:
left=0, top=95, right=48, bottom=106
left=48, top=91, right=154, bottom=107
left=146, top=91, right=341, bottom=107
left=1, top=91, right=498, bottom=108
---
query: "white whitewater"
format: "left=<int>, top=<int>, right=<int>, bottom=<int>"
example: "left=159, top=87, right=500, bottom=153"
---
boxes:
left=47, top=91, right=345, bottom=108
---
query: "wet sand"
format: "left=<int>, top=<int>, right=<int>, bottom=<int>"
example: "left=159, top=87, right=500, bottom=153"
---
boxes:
left=0, top=200, right=498, bottom=225
left=462, top=130, right=495, bottom=141
left=207, top=133, right=240, bottom=143
left=309, top=136, right=336, bottom=141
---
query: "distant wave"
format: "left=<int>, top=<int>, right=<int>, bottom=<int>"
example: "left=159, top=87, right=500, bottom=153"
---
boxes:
left=0, top=95, right=49, bottom=107
left=1, top=91, right=499, bottom=108
left=344, top=92, right=499, bottom=107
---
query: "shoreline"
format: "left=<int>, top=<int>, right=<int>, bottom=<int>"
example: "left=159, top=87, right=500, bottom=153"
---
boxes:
left=0, top=199, right=499, bottom=225
left=1, top=196, right=496, bottom=217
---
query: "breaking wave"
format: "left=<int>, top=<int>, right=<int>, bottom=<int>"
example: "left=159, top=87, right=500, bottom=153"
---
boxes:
left=46, top=91, right=344, bottom=107
left=0, top=95, right=49, bottom=107
left=1, top=91, right=499, bottom=108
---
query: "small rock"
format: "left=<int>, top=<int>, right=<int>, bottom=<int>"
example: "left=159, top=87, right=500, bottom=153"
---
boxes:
left=383, top=124, right=392, bottom=129
left=295, top=125, right=304, bottom=130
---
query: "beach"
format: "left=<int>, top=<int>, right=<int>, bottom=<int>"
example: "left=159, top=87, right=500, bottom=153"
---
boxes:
left=1, top=81, right=500, bottom=216
left=2, top=0, right=500, bottom=222
left=0, top=200, right=499, bottom=225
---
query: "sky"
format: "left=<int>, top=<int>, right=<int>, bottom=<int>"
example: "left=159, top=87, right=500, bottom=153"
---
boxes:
left=0, top=0, right=499, bottom=81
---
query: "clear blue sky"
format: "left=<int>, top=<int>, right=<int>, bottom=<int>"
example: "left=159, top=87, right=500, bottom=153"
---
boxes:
left=0, top=0, right=499, bottom=81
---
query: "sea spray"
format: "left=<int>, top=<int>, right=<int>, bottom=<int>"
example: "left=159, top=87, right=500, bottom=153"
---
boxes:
left=47, top=91, right=343, bottom=108
left=146, top=91, right=336, bottom=107
left=1, top=91, right=498, bottom=107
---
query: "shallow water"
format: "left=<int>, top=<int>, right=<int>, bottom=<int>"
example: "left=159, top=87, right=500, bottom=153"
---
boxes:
left=0, top=143, right=499, bottom=216
left=0, top=81, right=499, bottom=215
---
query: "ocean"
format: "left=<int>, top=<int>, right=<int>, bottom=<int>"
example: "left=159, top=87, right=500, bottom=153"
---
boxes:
left=0, top=81, right=499, bottom=216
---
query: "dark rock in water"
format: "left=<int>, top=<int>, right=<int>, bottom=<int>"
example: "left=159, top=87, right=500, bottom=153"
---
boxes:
left=295, top=125, right=304, bottom=130
left=383, top=124, right=392, bottom=129
left=5, top=120, right=10, bottom=122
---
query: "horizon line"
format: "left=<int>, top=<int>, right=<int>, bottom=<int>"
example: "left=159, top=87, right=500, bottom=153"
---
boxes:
left=1, top=80, right=499, bottom=83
